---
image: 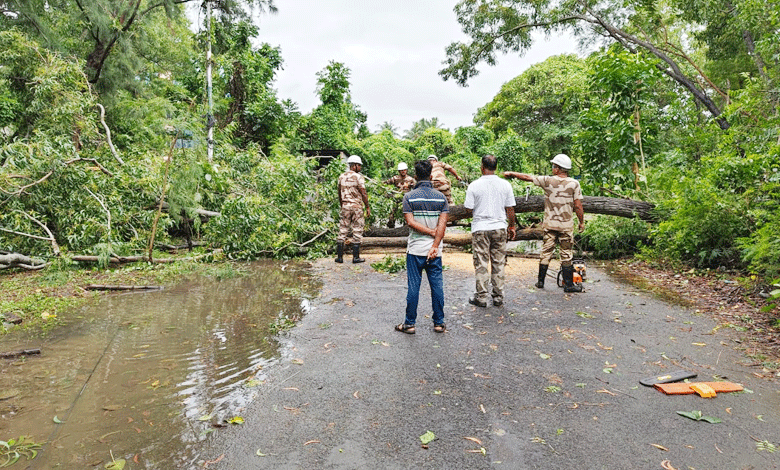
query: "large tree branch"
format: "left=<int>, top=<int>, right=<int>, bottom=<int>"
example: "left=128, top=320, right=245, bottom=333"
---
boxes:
left=577, top=3, right=729, bottom=129
left=0, top=253, right=48, bottom=270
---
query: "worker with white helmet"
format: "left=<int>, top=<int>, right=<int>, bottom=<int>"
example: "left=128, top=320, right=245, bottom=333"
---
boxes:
left=383, top=162, right=416, bottom=228
left=336, top=155, right=371, bottom=263
left=504, top=154, right=585, bottom=293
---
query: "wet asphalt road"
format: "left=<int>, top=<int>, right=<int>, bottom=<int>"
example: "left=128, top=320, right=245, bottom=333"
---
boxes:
left=203, top=253, right=779, bottom=470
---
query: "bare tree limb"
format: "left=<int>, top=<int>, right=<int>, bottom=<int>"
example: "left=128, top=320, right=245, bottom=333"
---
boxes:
left=96, top=103, right=123, bottom=165
left=0, top=253, right=48, bottom=270
left=16, top=210, right=60, bottom=256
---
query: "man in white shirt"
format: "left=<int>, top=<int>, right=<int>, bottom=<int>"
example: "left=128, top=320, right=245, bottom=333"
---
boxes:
left=464, top=155, right=517, bottom=307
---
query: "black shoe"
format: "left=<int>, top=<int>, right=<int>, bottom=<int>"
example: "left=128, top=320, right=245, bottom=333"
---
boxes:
left=468, top=296, right=487, bottom=308
left=352, top=244, right=365, bottom=264
left=535, top=264, right=548, bottom=288
left=493, top=299, right=503, bottom=307
left=335, top=242, right=344, bottom=263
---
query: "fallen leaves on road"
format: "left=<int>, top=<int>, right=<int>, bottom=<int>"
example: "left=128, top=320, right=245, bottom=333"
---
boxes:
left=303, top=440, right=320, bottom=446
left=203, top=454, right=224, bottom=468
left=651, top=443, right=669, bottom=451
left=419, top=431, right=436, bottom=445
left=463, top=437, right=482, bottom=445
left=661, top=459, right=678, bottom=470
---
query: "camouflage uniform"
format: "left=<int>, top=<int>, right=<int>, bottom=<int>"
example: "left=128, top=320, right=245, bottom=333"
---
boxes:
left=384, top=174, right=416, bottom=227
left=430, top=160, right=455, bottom=204
left=385, top=174, right=416, bottom=193
left=471, top=229, right=508, bottom=304
left=337, top=170, right=367, bottom=244
left=532, top=175, right=583, bottom=267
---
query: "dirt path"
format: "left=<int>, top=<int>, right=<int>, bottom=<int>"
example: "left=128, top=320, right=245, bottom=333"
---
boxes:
left=203, top=252, right=780, bottom=469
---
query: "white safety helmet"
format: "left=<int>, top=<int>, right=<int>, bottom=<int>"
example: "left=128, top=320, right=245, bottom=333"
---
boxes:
left=427, top=154, right=438, bottom=161
left=550, top=153, right=572, bottom=170
left=347, top=155, right=363, bottom=165
left=397, top=162, right=408, bottom=171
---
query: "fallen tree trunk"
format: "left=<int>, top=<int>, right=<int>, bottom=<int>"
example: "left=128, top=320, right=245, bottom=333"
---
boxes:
left=0, top=253, right=48, bottom=270
left=362, top=228, right=544, bottom=248
left=447, top=195, right=656, bottom=223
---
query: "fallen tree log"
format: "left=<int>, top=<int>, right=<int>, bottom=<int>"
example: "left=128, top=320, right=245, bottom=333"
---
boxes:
left=0, top=253, right=48, bottom=270
left=362, top=228, right=544, bottom=248
left=448, top=195, right=656, bottom=223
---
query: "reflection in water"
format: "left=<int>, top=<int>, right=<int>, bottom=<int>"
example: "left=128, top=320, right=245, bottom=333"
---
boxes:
left=0, top=260, right=320, bottom=468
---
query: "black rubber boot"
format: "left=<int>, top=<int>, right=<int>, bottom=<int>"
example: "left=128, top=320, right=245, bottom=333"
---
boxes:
left=352, top=244, right=365, bottom=264
left=563, top=265, right=583, bottom=293
left=335, top=242, right=344, bottom=263
left=535, top=264, right=548, bottom=289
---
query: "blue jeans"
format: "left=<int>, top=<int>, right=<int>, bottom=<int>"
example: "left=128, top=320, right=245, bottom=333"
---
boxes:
left=405, top=254, right=445, bottom=326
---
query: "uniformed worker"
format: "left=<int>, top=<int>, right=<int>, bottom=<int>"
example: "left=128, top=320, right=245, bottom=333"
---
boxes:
left=427, top=154, right=463, bottom=205
left=383, top=162, right=416, bottom=228
left=336, top=155, right=371, bottom=264
left=503, top=154, right=585, bottom=293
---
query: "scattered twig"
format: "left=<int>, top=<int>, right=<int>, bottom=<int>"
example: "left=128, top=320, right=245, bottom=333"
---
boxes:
left=0, top=348, right=41, bottom=359
left=85, top=285, right=163, bottom=291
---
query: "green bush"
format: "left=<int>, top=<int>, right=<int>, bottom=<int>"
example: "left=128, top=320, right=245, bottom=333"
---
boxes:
left=580, top=216, right=650, bottom=259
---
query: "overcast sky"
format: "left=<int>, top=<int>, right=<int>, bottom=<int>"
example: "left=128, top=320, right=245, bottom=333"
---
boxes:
left=211, top=1, right=580, bottom=134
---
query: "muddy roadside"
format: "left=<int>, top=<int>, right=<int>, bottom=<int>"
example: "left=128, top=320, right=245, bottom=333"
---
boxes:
left=202, top=252, right=780, bottom=469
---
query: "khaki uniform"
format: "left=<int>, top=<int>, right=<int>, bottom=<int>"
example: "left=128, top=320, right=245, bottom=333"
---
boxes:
left=338, top=170, right=367, bottom=244
left=430, top=161, right=455, bottom=204
left=532, top=175, right=583, bottom=266
left=472, top=229, right=508, bottom=303
left=385, top=174, right=416, bottom=192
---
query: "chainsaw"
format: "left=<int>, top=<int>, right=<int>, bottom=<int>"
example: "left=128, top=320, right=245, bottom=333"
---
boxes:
left=556, top=257, right=586, bottom=289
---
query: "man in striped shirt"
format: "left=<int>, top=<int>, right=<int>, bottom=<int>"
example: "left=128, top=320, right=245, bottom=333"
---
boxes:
left=395, top=159, right=449, bottom=335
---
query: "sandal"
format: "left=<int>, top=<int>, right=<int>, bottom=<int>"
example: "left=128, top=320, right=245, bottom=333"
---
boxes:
left=395, top=323, right=415, bottom=335
left=433, top=323, right=446, bottom=333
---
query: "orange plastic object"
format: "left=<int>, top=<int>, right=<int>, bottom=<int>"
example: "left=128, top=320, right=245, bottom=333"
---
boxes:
left=654, top=381, right=743, bottom=395
left=690, top=383, right=717, bottom=398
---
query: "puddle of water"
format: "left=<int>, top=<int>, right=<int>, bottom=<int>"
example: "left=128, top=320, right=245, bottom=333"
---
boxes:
left=0, top=260, right=320, bottom=468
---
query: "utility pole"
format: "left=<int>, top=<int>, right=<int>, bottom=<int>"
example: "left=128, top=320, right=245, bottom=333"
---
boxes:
left=206, top=0, right=214, bottom=162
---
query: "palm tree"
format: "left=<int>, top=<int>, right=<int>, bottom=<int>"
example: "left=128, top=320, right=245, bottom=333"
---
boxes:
left=403, top=117, right=445, bottom=140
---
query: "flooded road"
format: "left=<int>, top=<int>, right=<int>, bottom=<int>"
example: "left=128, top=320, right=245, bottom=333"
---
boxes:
left=0, top=260, right=320, bottom=468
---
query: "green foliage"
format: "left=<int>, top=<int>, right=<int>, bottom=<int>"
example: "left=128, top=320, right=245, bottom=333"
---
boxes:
left=410, top=127, right=456, bottom=160
left=580, top=217, right=650, bottom=260
left=475, top=54, right=586, bottom=173
left=0, top=436, right=43, bottom=467
left=454, top=126, right=494, bottom=156
left=575, top=49, right=663, bottom=193
left=649, top=168, right=751, bottom=268
left=370, top=255, right=407, bottom=274
left=203, top=150, right=333, bottom=259
left=486, top=131, right=528, bottom=173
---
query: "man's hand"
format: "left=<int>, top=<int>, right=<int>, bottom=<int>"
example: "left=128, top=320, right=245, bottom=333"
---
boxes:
left=578, top=221, right=585, bottom=233
left=427, top=245, right=439, bottom=260
left=366, top=207, right=371, bottom=218
left=508, top=226, right=517, bottom=241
